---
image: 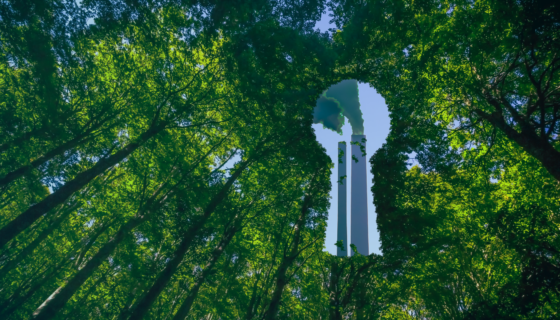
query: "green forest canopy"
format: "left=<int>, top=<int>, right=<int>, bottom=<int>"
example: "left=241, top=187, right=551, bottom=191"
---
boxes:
left=0, top=0, right=558, bottom=319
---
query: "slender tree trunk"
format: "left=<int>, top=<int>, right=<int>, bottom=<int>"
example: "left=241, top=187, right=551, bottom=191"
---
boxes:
left=264, top=195, right=312, bottom=320
left=0, top=122, right=165, bottom=248
left=62, top=268, right=113, bottom=320
left=29, top=215, right=147, bottom=320
left=328, top=259, right=342, bottom=320
left=264, top=259, right=293, bottom=320
left=29, top=156, right=247, bottom=320
left=124, top=222, right=204, bottom=320
left=173, top=219, right=241, bottom=320
left=338, top=259, right=376, bottom=318
left=118, top=236, right=170, bottom=320
left=252, top=267, right=278, bottom=319
left=0, top=253, right=70, bottom=318
left=0, top=202, right=79, bottom=280
left=126, top=160, right=251, bottom=320
left=0, top=231, right=92, bottom=314
left=0, top=128, right=97, bottom=187
left=117, top=283, right=142, bottom=320
left=247, top=227, right=285, bottom=319
left=244, top=271, right=263, bottom=320
left=74, top=219, right=115, bottom=268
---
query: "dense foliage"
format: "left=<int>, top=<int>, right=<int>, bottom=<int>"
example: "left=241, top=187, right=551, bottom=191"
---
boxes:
left=1, top=0, right=559, bottom=319
left=333, top=0, right=560, bottom=318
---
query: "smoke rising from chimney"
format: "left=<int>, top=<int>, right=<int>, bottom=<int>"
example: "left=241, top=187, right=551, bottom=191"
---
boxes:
left=313, top=95, right=345, bottom=134
left=313, top=80, right=364, bottom=135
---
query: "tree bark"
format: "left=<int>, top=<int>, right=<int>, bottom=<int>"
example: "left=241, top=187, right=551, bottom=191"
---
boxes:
left=117, top=237, right=170, bottom=320
left=0, top=252, right=71, bottom=318
left=0, top=128, right=97, bottom=188
left=264, top=194, right=312, bottom=320
left=244, top=271, right=263, bottom=320
left=126, top=160, right=251, bottom=320
left=116, top=283, right=142, bottom=320
left=246, top=217, right=287, bottom=319
left=0, top=201, right=79, bottom=281
left=328, top=259, right=343, bottom=320
left=336, top=258, right=377, bottom=319
left=173, top=218, right=241, bottom=320
left=0, top=122, right=165, bottom=248
left=30, top=215, right=146, bottom=320
left=61, top=268, right=113, bottom=320
left=74, top=219, right=115, bottom=268
left=263, top=258, right=294, bottom=319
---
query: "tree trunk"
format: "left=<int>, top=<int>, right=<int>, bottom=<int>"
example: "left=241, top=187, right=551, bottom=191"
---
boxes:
left=126, top=160, right=251, bottom=320
left=30, top=215, right=146, bottom=320
left=173, top=219, right=241, bottom=320
left=61, top=268, right=113, bottom=320
left=0, top=201, right=79, bottom=281
left=0, top=122, right=165, bottom=248
left=244, top=271, right=263, bottom=320
left=328, top=259, right=343, bottom=320
left=0, top=128, right=96, bottom=187
left=117, top=239, right=169, bottom=320
left=0, top=253, right=71, bottom=318
left=264, top=194, right=312, bottom=320
left=116, top=283, right=142, bottom=320
left=264, top=258, right=293, bottom=320
left=246, top=221, right=286, bottom=319
left=339, top=258, right=376, bottom=318
left=74, top=219, right=115, bottom=268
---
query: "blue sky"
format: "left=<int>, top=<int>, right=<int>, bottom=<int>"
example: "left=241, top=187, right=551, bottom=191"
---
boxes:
left=314, top=13, right=391, bottom=255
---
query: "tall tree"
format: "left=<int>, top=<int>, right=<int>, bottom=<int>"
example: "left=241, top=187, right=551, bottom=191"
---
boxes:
left=0, top=27, right=229, bottom=248
left=370, top=120, right=560, bottom=318
left=332, top=0, right=560, bottom=181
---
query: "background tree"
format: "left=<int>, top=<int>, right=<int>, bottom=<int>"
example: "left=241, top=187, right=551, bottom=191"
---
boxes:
left=0, top=2, right=343, bottom=319
left=369, top=115, right=560, bottom=318
left=332, top=0, right=560, bottom=181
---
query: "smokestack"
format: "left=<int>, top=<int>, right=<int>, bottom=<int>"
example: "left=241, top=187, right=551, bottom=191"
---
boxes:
left=351, top=135, right=368, bottom=256
left=337, top=142, right=347, bottom=257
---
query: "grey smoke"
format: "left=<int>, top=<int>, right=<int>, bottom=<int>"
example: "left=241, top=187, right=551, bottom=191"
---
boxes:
left=313, top=80, right=364, bottom=135
left=313, top=95, right=345, bottom=133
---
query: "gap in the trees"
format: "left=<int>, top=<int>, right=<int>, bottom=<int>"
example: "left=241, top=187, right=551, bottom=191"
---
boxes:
left=313, top=82, right=389, bottom=256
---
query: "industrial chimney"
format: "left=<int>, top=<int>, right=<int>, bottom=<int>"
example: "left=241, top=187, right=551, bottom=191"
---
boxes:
left=337, top=142, right=347, bottom=257
left=350, top=135, right=368, bottom=255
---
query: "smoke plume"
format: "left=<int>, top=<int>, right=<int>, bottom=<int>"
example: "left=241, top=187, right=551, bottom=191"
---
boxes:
left=313, top=95, right=345, bottom=133
left=313, top=80, right=364, bottom=135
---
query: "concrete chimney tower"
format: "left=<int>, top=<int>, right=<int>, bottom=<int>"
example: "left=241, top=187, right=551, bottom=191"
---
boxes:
left=351, top=135, right=368, bottom=255
left=337, top=142, right=347, bottom=257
